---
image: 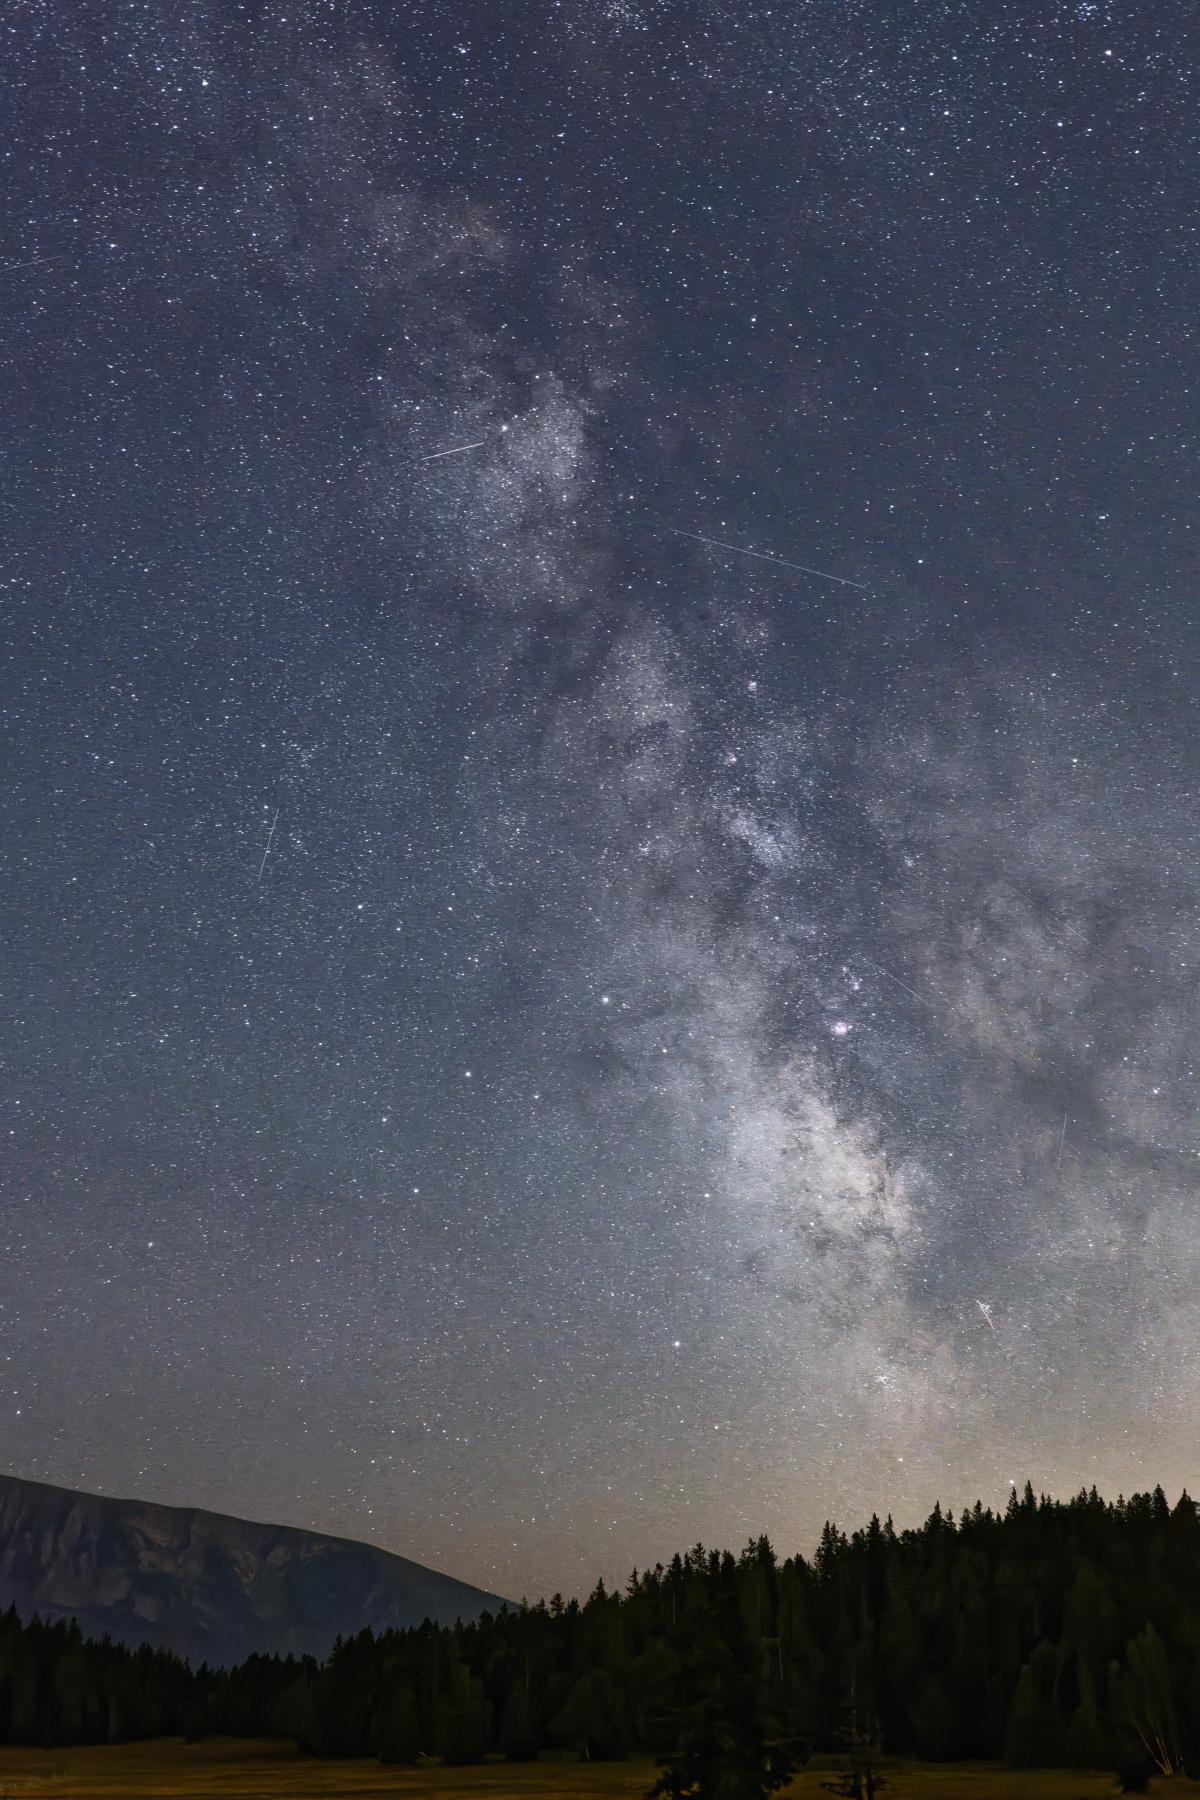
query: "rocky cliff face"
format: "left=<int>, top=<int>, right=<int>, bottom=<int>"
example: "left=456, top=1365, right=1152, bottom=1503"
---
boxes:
left=0, top=1472, right=506, bottom=1666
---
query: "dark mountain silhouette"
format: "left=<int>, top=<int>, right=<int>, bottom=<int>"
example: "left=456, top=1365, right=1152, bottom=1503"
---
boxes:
left=0, top=1472, right=506, bottom=1666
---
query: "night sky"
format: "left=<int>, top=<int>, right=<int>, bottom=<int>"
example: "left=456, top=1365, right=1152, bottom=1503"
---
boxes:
left=4, top=0, right=1199, bottom=1603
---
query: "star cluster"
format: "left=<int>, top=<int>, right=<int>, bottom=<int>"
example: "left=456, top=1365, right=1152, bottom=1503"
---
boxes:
left=2, top=0, right=1198, bottom=1599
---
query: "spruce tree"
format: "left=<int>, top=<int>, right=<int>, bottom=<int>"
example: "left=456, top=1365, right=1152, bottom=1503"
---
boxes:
left=650, top=1556, right=801, bottom=1800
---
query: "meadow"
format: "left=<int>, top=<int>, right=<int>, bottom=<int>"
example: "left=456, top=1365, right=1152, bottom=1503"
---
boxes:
left=0, top=1741, right=1191, bottom=1799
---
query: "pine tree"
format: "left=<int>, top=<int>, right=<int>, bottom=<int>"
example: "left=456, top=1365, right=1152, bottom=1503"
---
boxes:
left=550, top=1669, right=629, bottom=1760
left=1003, top=1646, right=1060, bottom=1767
left=434, top=1655, right=492, bottom=1763
left=820, top=1684, right=887, bottom=1798
left=377, top=1683, right=421, bottom=1763
left=650, top=1558, right=801, bottom=1800
left=498, top=1683, right=537, bottom=1760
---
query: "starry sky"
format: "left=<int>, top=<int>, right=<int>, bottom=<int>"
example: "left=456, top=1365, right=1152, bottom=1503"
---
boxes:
left=3, top=0, right=1199, bottom=1602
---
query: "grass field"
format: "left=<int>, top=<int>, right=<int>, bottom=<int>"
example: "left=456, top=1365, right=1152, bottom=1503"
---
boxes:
left=0, top=1740, right=1190, bottom=1799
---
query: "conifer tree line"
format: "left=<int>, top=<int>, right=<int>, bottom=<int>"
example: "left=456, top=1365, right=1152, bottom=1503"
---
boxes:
left=0, top=1484, right=1197, bottom=1785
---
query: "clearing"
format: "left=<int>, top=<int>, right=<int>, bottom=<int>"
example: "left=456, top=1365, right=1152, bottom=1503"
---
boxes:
left=0, top=1740, right=1187, bottom=1798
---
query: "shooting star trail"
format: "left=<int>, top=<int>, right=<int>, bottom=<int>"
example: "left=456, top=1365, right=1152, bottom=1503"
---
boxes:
left=0, top=254, right=65, bottom=274
left=1056, top=1111, right=1068, bottom=1173
left=419, top=439, right=486, bottom=463
left=256, top=808, right=279, bottom=883
left=666, top=527, right=870, bottom=590
left=976, top=1300, right=998, bottom=1333
left=860, top=958, right=932, bottom=1007
left=994, top=879, right=1090, bottom=947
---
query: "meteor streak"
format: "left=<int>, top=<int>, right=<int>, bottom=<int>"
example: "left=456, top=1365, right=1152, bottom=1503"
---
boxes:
left=666, top=526, right=869, bottom=589
left=419, top=439, right=486, bottom=462
left=257, top=808, right=279, bottom=882
left=860, top=958, right=929, bottom=1006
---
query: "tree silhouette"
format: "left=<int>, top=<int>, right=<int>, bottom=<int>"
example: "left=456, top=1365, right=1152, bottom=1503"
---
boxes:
left=650, top=1551, right=801, bottom=1800
left=3, top=1479, right=1200, bottom=1791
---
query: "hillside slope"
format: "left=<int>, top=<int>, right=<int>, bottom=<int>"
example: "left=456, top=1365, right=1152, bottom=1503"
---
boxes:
left=0, top=1472, right=506, bottom=1666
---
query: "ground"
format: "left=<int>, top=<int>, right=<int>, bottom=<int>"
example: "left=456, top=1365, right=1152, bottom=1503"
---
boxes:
left=0, top=1741, right=1191, bottom=1799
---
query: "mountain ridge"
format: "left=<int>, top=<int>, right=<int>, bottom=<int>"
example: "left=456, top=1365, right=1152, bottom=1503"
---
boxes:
left=0, top=1471, right=507, bottom=1667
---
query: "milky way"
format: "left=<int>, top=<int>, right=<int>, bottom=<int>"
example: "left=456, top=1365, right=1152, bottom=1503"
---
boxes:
left=3, top=0, right=1198, bottom=1599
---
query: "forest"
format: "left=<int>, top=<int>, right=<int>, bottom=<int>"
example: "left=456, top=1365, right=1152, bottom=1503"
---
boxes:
left=0, top=1484, right=1196, bottom=1791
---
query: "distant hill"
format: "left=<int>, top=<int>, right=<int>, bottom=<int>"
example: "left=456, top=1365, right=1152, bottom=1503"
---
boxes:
left=0, top=1472, right=507, bottom=1667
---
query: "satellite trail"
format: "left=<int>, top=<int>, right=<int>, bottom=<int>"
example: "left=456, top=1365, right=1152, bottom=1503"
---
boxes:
left=0, top=254, right=65, bottom=274
left=666, top=526, right=869, bottom=590
left=419, top=439, right=486, bottom=462
left=860, top=958, right=930, bottom=1006
left=257, top=808, right=280, bottom=882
